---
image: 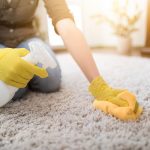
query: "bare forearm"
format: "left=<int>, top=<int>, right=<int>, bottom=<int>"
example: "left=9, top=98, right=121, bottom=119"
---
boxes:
left=56, top=19, right=99, bottom=82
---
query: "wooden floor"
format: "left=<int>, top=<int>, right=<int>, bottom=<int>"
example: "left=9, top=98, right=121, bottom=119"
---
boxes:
left=55, top=47, right=150, bottom=58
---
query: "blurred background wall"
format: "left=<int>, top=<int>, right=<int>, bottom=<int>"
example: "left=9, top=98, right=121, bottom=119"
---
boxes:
left=36, top=0, right=148, bottom=49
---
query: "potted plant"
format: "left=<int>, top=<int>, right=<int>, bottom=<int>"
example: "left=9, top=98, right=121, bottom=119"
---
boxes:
left=92, top=0, right=141, bottom=54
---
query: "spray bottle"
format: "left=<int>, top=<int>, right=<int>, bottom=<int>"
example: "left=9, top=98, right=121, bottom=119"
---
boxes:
left=0, top=41, right=57, bottom=107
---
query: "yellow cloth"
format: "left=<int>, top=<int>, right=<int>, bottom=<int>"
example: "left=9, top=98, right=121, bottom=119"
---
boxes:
left=89, top=77, right=143, bottom=121
left=0, top=48, right=48, bottom=88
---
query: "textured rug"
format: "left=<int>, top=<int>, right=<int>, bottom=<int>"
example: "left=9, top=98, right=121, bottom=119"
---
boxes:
left=0, top=53, right=150, bottom=150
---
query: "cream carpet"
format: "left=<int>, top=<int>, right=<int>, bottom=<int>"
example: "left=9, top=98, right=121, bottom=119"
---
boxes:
left=0, top=53, right=150, bottom=150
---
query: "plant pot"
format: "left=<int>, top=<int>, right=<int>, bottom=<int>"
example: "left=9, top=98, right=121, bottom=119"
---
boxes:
left=116, top=36, right=132, bottom=55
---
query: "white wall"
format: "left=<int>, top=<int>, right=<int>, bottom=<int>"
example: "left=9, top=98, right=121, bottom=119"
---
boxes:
left=37, top=0, right=148, bottom=48
left=82, top=0, right=148, bottom=47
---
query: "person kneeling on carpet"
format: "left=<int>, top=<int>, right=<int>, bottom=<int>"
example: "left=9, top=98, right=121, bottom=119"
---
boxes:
left=0, top=0, right=142, bottom=121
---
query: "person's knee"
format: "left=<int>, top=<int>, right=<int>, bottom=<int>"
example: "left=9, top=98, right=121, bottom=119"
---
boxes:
left=41, top=66, right=61, bottom=93
left=17, top=37, right=43, bottom=51
left=18, top=37, right=61, bottom=93
left=31, top=65, right=61, bottom=93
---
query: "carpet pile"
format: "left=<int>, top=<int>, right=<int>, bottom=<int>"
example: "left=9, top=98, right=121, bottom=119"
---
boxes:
left=0, top=53, right=150, bottom=150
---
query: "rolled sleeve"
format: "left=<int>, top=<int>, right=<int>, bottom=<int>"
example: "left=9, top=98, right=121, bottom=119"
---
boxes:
left=44, top=0, right=74, bottom=34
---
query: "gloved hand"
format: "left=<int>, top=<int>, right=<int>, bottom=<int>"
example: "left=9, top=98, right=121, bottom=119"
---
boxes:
left=89, top=76, right=143, bottom=121
left=0, top=48, right=48, bottom=88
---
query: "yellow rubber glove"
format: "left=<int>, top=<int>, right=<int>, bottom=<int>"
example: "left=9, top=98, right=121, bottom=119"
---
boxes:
left=89, top=77, right=143, bottom=121
left=0, top=48, right=48, bottom=88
